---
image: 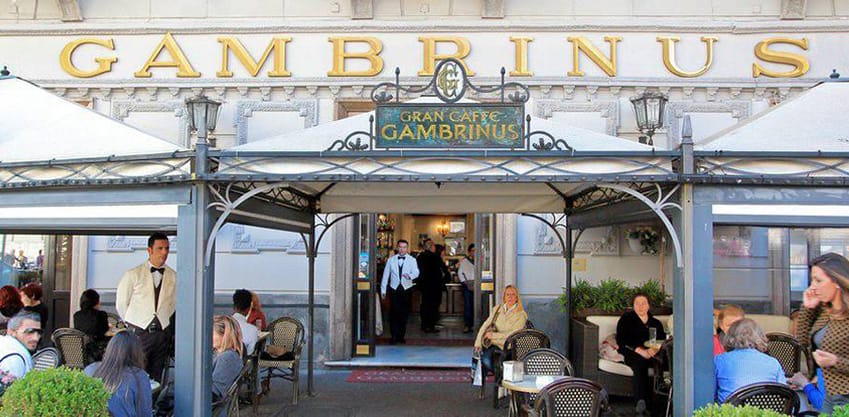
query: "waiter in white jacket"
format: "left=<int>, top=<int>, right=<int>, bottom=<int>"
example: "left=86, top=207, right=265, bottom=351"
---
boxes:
left=115, top=232, right=176, bottom=382
left=380, top=240, right=419, bottom=344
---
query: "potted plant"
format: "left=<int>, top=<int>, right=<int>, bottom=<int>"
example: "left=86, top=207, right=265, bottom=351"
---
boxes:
left=692, top=403, right=790, bottom=417
left=626, top=227, right=661, bottom=255
left=0, top=368, right=110, bottom=417
left=560, top=278, right=669, bottom=317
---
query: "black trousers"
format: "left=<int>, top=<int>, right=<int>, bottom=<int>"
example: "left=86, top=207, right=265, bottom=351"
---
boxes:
left=420, top=288, right=442, bottom=331
left=132, top=326, right=172, bottom=382
left=388, top=286, right=411, bottom=342
left=623, top=349, right=655, bottom=407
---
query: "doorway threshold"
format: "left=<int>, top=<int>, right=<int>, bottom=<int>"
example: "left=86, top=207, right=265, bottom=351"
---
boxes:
left=325, top=345, right=470, bottom=369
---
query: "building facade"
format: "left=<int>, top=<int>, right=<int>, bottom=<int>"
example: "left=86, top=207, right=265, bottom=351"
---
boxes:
left=2, top=1, right=848, bottom=413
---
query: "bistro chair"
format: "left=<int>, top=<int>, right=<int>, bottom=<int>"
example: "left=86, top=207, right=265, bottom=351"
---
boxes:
left=724, top=382, right=799, bottom=416
left=520, top=348, right=574, bottom=407
left=32, top=347, right=61, bottom=370
left=522, top=377, right=605, bottom=417
left=248, top=333, right=268, bottom=414
left=765, top=332, right=804, bottom=377
left=212, top=358, right=252, bottom=417
left=51, top=328, right=89, bottom=369
left=485, top=329, right=551, bottom=409
left=258, top=317, right=304, bottom=405
left=652, top=337, right=674, bottom=417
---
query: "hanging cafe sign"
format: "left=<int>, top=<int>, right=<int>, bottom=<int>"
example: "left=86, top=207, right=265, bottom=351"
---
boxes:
left=327, top=58, right=574, bottom=151
left=373, top=59, right=526, bottom=149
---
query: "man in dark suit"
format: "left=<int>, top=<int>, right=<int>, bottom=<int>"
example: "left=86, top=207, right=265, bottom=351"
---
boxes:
left=416, top=239, right=445, bottom=333
left=380, top=240, right=420, bottom=344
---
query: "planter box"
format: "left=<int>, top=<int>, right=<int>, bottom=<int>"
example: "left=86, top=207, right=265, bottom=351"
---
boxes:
left=571, top=306, right=672, bottom=318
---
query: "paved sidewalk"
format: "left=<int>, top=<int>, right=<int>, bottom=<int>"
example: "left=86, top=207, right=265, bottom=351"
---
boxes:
left=245, top=369, right=637, bottom=417
left=247, top=368, right=510, bottom=417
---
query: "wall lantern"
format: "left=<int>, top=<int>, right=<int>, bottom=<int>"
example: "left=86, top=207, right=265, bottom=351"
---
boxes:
left=630, top=92, right=668, bottom=146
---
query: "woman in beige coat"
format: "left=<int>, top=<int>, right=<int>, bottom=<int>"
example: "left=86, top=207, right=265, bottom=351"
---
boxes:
left=474, top=285, right=528, bottom=371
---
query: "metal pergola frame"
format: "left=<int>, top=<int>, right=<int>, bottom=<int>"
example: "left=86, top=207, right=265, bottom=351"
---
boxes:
left=4, top=74, right=849, bottom=416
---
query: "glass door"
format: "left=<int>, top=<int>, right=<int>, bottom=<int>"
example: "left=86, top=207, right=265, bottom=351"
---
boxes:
left=352, top=214, right=377, bottom=357
left=473, top=214, right=496, bottom=333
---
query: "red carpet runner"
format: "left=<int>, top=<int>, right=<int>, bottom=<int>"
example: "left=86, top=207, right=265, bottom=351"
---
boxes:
left=346, top=369, right=494, bottom=384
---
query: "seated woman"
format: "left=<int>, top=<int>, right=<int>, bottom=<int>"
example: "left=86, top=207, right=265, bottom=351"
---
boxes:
left=74, top=289, right=110, bottom=362
left=616, top=292, right=667, bottom=415
left=21, top=283, right=49, bottom=349
left=715, top=318, right=785, bottom=403
left=212, top=315, right=244, bottom=403
left=473, top=285, right=528, bottom=372
left=85, top=331, right=153, bottom=417
left=714, top=304, right=745, bottom=356
left=247, top=291, right=267, bottom=331
left=0, top=285, right=23, bottom=325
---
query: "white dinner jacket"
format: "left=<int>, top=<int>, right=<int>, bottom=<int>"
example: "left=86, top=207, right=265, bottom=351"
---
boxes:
left=115, top=262, right=177, bottom=330
left=381, top=254, right=420, bottom=296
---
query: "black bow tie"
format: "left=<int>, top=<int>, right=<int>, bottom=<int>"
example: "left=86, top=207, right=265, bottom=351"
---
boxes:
left=398, top=256, right=406, bottom=260
left=150, top=267, right=165, bottom=275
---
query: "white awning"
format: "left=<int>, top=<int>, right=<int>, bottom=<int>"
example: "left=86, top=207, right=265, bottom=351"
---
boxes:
left=0, top=77, right=187, bottom=163
left=697, top=82, right=849, bottom=152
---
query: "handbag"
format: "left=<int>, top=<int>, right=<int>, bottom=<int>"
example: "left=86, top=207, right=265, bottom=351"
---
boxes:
left=481, top=306, right=502, bottom=348
left=471, top=352, right=483, bottom=386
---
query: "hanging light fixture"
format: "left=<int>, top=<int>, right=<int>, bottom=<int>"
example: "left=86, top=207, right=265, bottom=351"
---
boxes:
left=630, top=91, right=668, bottom=146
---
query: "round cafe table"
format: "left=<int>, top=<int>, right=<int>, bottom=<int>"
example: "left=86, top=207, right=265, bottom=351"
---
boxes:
left=502, top=375, right=570, bottom=417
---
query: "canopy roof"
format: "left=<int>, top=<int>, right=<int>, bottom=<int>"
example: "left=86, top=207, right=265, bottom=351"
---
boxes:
left=218, top=98, right=666, bottom=213
left=0, top=76, right=190, bottom=185
left=232, top=97, right=650, bottom=152
left=697, top=82, right=849, bottom=152
left=0, top=77, right=186, bottom=163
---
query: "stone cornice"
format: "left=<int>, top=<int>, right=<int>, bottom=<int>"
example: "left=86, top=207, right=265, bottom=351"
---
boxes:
left=26, top=76, right=822, bottom=89
left=3, top=19, right=849, bottom=35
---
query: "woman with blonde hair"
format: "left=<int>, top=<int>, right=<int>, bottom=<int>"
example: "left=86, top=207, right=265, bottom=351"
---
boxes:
left=212, top=315, right=244, bottom=402
left=796, top=253, right=849, bottom=414
left=473, top=285, right=528, bottom=372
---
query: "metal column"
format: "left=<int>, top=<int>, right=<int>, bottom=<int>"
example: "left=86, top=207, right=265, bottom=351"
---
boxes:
left=175, top=185, right=215, bottom=417
left=307, top=222, right=316, bottom=396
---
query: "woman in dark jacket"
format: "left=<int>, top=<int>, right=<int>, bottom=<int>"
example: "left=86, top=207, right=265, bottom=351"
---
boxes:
left=74, top=289, right=110, bottom=361
left=616, top=292, right=666, bottom=416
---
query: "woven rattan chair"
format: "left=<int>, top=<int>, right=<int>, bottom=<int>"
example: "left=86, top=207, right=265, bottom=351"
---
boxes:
left=51, top=328, right=89, bottom=369
left=520, top=348, right=574, bottom=408
left=522, top=377, right=605, bottom=417
left=212, top=358, right=252, bottom=417
left=484, top=329, right=551, bottom=408
left=652, top=338, right=673, bottom=417
left=765, top=332, right=804, bottom=377
left=32, top=347, right=61, bottom=371
left=724, top=382, right=800, bottom=416
left=258, top=317, right=304, bottom=405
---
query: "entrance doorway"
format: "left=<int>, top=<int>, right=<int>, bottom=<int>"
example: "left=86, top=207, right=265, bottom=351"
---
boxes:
left=351, top=213, right=496, bottom=359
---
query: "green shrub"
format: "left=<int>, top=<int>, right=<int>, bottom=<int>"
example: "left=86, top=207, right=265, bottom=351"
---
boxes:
left=560, top=278, right=668, bottom=314
left=692, top=403, right=790, bottom=417
left=595, top=278, right=631, bottom=312
left=832, top=404, right=849, bottom=417
left=633, top=279, right=668, bottom=308
left=0, top=368, right=110, bottom=417
left=559, top=279, right=597, bottom=312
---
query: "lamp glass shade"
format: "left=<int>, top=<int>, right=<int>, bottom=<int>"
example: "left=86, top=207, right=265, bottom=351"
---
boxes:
left=630, top=92, right=667, bottom=134
left=185, top=95, right=221, bottom=132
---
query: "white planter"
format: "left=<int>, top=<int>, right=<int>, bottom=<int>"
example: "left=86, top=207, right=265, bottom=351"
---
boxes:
left=627, top=238, right=643, bottom=254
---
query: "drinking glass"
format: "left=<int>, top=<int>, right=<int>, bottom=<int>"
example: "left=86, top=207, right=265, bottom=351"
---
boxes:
left=648, top=328, right=657, bottom=344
